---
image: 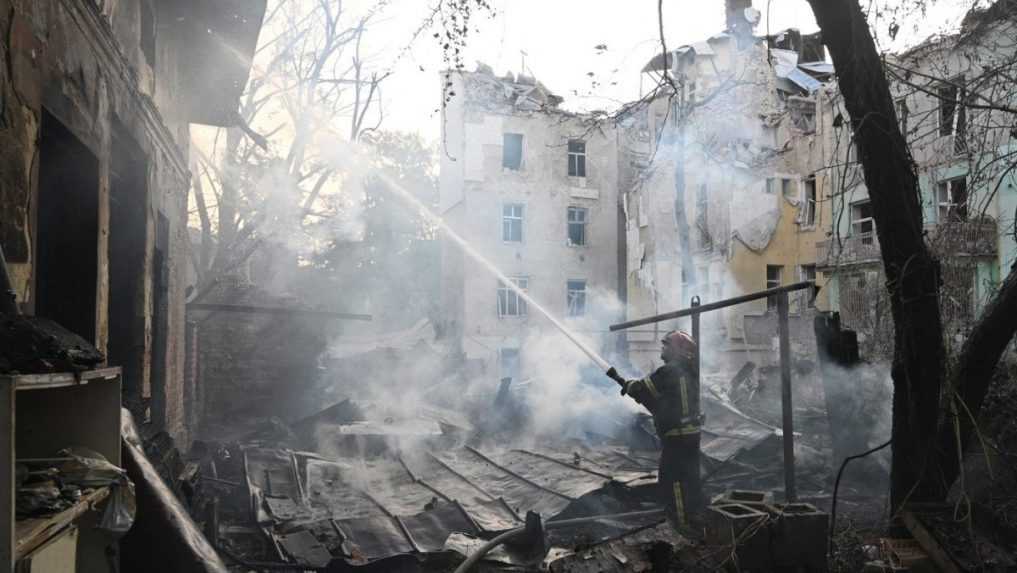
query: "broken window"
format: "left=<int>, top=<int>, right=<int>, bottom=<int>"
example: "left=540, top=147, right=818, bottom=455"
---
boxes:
left=567, top=206, right=587, bottom=246
left=497, top=277, right=528, bottom=317
left=502, top=203, right=524, bottom=242
left=799, top=264, right=818, bottom=308
left=503, top=133, right=523, bottom=170
left=685, top=80, right=697, bottom=108
left=566, top=279, right=587, bottom=317
left=895, top=97, right=909, bottom=136
left=937, top=177, right=968, bottom=222
left=782, top=178, right=796, bottom=200
left=110, top=124, right=150, bottom=408
left=567, top=140, right=586, bottom=177
left=938, top=77, right=966, bottom=148
left=850, top=201, right=875, bottom=244
left=802, top=176, right=817, bottom=227
left=766, top=265, right=783, bottom=311
left=788, top=98, right=817, bottom=133
left=36, top=111, right=100, bottom=343
left=767, top=177, right=794, bottom=197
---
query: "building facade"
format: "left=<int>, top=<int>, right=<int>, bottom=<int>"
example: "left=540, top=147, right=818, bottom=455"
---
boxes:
left=819, top=3, right=1015, bottom=356
left=621, top=24, right=836, bottom=374
left=439, top=67, right=622, bottom=382
left=0, top=0, right=265, bottom=444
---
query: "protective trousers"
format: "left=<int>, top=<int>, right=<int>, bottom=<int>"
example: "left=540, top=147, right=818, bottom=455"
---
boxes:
left=659, top=434, right=703, bottom=527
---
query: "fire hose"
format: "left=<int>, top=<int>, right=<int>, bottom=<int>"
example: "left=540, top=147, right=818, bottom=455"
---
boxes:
left=451, top=508, right=666, bottom=573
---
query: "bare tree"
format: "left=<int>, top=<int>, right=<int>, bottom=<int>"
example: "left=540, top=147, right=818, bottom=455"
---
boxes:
left=189, top=0, right=392, bottom=300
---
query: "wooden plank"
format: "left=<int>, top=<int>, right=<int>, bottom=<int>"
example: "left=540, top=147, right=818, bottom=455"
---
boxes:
left=14, top=486, right=109, bottom=560
left=2, top=373, right=76, bottom=390
left=2, top=367, right=121, bottom=391
left=901, top=510, right=962, bottom=573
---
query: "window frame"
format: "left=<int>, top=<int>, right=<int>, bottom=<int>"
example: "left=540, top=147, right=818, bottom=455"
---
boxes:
left=502, top=203, right=525, bottom=243
left=566, top=205, right=588, bottom=246
left=566, top=279, right=588, bottom=317
left=766, top=265, right=783, bottom=311
left=895, top=96, right=909, bottom=136
left=850, top=200, right=875, bottom=245
left=502, top=133, right=524, bottom=170
left=802, top=176, right=817, bottom=227
left=938, top=77, right=966, bottom=140
left=937, top=177, right=968, bottom=222
left=497, top=276, right=529, bottom=317
left=567, top=140, right=587, bottom=178
left=799, top=264, right=818, bottom=308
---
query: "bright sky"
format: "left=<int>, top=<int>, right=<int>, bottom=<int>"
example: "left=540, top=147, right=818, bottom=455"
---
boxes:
left=351, top=0, right=970, bottom=143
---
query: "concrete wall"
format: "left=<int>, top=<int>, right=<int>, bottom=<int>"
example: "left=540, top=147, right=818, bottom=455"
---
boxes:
left=0, top=0, right=211, bottom=445
left=439, top=69, right=621, bottom=380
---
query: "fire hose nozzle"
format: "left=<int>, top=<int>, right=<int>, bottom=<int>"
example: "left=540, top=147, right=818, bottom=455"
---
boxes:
left=605, top=367, right=626, bottom=387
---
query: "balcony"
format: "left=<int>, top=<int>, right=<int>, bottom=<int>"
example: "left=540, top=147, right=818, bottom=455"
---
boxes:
left=925, top=220, right=997, bottom=258
left=816, top=233, right=882, bottom=269
left=816, top=220, right=996, bottom=270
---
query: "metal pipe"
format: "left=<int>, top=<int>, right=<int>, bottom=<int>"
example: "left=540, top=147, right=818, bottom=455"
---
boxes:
left=609, top=281, right=814, bottom=331
left=185, top=302, right=371, bottom=321
left=451, top=509, right=665, bottom=573
left=691, top=295, right=701, bottom=379
left=777, top=292, right=796, bottom=501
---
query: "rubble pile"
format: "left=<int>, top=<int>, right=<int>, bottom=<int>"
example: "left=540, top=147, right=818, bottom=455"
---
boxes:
left=174, top=367, right=849, bottom=572
left=184, top=399, right=670, bottom=571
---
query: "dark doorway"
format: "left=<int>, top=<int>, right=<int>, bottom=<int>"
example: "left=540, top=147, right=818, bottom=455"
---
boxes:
left=35, top=111, right=100, bottom=343
left=109, top=124, right=149, bottom=414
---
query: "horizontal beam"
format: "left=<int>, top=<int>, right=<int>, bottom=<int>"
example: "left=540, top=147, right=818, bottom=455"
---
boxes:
left=185, top=303, right=372, bottom=321
left=609, top=281, right=815, bottom=332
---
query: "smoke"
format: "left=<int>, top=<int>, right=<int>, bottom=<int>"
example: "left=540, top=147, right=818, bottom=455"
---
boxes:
left=517, top=288, right=642, bottom=441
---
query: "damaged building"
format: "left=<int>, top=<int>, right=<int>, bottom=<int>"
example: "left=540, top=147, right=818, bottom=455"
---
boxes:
left=438, top=67, right=623, bottom=383
left=621, top=8, right=835, bottom=375
left=0, top=0, right=265, bottom=569
left=819, top=3, right=1017, bottom=356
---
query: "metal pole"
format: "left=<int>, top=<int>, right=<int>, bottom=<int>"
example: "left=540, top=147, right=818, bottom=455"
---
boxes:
left=610, top=281, right=815, bottom=331
left=777, top=292, right=796, bottom=501
left=690, top=295, right=701, bottom=377
left=185, top=302, right=372, bottom=321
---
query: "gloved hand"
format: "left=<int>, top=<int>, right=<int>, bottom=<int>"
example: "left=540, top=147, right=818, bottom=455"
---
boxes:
left=605, top=367, right=629, bottom=396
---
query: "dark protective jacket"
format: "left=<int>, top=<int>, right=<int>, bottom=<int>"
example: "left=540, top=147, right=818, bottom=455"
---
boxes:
left=624, top=359, right=701, bottom=440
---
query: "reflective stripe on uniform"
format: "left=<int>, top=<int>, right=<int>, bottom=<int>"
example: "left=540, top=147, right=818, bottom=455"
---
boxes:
left=672, top=481, right=687, bottom=526
left=664, top=425, right=701, bottom=438
left=679, top=377, right=689, bottom=417
left=642, top=377, right=660, bottom=399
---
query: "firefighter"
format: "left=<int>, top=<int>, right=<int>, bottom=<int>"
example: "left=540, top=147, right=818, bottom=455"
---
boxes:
left=620, top=330, right=703, bottom=528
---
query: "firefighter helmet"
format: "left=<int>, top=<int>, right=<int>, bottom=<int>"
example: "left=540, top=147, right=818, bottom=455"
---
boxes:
left=662, top=330, right=697, bottom=361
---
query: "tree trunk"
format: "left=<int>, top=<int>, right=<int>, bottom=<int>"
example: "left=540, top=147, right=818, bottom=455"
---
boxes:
left=805, top=0, right=949, bottom=509
left=940, top=264, right=1017, bottom=487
